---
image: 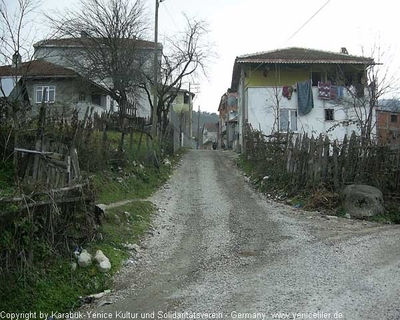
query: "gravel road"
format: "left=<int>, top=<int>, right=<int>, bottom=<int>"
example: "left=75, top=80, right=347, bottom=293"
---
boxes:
left=88, top=150, right=400, bottom=320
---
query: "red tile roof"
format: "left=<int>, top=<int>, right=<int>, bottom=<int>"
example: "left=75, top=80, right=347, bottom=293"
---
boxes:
left=237, top=47, right=374, bottom=65
left=0, top=60, right=78, bottom=77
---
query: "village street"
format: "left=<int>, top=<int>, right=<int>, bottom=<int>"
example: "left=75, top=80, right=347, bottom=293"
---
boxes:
left=89, top=150, right=400, bottom=320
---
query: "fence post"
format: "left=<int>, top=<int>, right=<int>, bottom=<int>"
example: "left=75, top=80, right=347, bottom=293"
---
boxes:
left=332, top=140, right=340, bottom=190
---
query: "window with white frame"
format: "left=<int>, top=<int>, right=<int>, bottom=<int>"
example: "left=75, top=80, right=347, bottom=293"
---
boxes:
left=36, top=85, right=56, bottom=103
left=280, top=109, right=297, bottom=132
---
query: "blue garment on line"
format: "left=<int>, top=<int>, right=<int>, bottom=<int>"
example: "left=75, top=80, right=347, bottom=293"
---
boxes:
left=297, top=80, right=314, bottom=116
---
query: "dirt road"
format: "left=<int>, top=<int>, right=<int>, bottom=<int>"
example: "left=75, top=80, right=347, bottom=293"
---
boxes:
left=89, top=150, right=400, bottom=320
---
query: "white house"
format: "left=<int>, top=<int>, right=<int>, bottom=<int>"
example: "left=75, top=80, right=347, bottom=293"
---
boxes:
left=33, top=33, right=162, bottom=120
left=230, top=47, right=376, bottom=152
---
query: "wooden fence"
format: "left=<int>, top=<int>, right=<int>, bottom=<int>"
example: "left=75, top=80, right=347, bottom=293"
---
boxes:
left=246, top=129, right=400, bottom=198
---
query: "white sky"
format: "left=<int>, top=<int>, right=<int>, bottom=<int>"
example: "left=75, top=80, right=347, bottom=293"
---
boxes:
left=21, top=0, right=400, bottom=112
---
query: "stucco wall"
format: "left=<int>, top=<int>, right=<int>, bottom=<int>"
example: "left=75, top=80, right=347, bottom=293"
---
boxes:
left=25, top=77, right=109, bottom=117
left=245, top=86, right=376, bottom=141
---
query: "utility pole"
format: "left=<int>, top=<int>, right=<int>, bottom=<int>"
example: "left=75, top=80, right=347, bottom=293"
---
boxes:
left=188, top=82, right=200, bottom=143
left=189, top=83, right=192, bottom=146
left=151, top=0, right=163, bottom=139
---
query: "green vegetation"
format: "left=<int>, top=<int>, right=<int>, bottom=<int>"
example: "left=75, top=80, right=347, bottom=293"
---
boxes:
left=0, top=161, right=15, bottom=197
left=0, top=201, right=154, bottom=312
left=238, top=153, right=400, bottom=224
left=93, top=163, right=173, bottom=204
left=0, top=127, right=184, bottom=312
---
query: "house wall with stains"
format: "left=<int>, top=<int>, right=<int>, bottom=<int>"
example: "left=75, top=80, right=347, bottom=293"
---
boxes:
left=245, top=86, right=375, bottom=142
left=377, top=110, right=400, bottom=147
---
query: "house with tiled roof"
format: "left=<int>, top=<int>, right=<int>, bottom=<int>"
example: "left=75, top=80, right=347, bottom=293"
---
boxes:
left=32, top=33, right=162, bottom=119
left=0, top=55, right=112, bottom=119
left=230, top=47, right=376, bottom=152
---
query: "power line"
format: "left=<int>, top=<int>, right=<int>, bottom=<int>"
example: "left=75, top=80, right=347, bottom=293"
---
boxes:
left=284, top=0, right=331, bottom=44
left=162, top=1, right=177, bottom=28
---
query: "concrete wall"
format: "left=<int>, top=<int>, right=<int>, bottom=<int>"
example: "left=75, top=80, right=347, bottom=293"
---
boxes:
left=244, top=86, right=376, bottom=142
left=25, top=77, right=109, bottom=117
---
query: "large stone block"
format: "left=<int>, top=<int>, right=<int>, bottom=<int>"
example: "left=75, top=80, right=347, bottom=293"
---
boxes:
left=343, top=184, right=384, bottom=219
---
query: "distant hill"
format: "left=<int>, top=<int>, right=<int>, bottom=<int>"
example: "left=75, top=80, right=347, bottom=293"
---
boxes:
left=192, top=111, right=219, bottom=140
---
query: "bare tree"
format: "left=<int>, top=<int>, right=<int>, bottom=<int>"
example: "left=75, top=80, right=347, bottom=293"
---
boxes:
left=332, top=46, right=399, bottom=145
left=0, top=0, right=38, bottom=176
left=45, top=0, right=150, bottom=150
left=139, top=15, right=215, bottom=138
left=0, top=0, right=38, bottom=64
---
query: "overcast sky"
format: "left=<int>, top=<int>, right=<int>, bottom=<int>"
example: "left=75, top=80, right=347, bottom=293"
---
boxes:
left=26, top=0, right=400, bottom=112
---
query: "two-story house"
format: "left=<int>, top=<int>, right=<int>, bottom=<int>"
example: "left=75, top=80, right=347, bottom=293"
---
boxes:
left=201, top=122, right=218, bottom=150
left=230, top=47, right=375, bottom=152
left=31, top=33, right=162, bottom=119
left=0, top=56, right=111, bottom=120
left=218, top=90, right=238, bottom=150
left=169, top=88, right=195, bottom=148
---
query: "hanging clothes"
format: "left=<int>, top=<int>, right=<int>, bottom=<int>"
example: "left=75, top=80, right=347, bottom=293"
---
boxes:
left=282, top=86, right=294, bottom=100
left=318, top=81, right=331, bottom=100
left=297, top=80, right=314, bottom=116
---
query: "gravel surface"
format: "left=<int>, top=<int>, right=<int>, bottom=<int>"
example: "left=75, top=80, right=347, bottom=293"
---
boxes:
left=86, top=150, right=400, bottom=320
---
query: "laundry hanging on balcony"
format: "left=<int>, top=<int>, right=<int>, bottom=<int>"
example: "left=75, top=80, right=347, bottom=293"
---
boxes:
left=297, top=80, right=314, bottom=116
left=318, top=81, right=331, bottom=99
left=282, top=86, right=294, bottom=100
left=318, top=82, right=345, bottom=100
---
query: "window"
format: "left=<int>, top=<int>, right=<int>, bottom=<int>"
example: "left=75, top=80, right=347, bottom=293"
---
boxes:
left=391, top=114, right=398, bottom=123
left=325, top=109, right=334, bottom=121
left=183, top=93, right=190, bottom=104
left=92, top=94, right=102, bottom=106
left=311, top=72, right=322, bottom=86
left=280, top=109, right=297, bottom=132
left=36, top=85, right=55, bottom=103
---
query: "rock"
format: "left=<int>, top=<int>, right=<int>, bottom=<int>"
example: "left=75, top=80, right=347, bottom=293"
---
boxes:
left=98, top=259, right=111, bottom=273
left=123, top=243, right=141, bottom=252
left=326, top=215, right=338, bottom=220
left=94, top=250, right=109, bottom=264
left=123, top=258, right=136, bottom=266
left=163, top=159, right=171, bottom=166
left=88, top=289, right=111, bottom=299
left=344, top=213, right=351, bottom=219
left=124, top=211, right=131, bottom=219
left=78, top=250, right=92, bottom=267
left=71, top=262, right=77, bottom=271
left=343, top=184, right=384, bottom=219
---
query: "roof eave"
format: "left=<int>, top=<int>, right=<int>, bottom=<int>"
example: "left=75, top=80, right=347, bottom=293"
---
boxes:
left=236, top=59, right=375, bottom=65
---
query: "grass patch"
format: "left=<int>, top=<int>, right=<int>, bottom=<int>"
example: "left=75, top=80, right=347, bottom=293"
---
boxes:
left=93, top=152, right=182, bottom=204
left=0, top=126, right=185, bottom=312
left=0, top=200, right=155, bottom=312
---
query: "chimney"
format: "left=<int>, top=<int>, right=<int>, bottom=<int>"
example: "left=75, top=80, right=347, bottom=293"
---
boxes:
left=12, top=51, right=22, bottom=68
left=80, top=31, right=89, bottom=38
left=341, top=47, right=348, bottom=54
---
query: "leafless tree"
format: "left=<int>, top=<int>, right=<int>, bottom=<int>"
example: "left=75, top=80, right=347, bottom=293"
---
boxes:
left=0, top=0, right=39, bottom=175
left=0, top=0, right=38, bottom=64
left=139, top=15, right=215, bottom=137
left=46, top=0, right=150, bottom=150
left=333, top=46, right=399, bottom=146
